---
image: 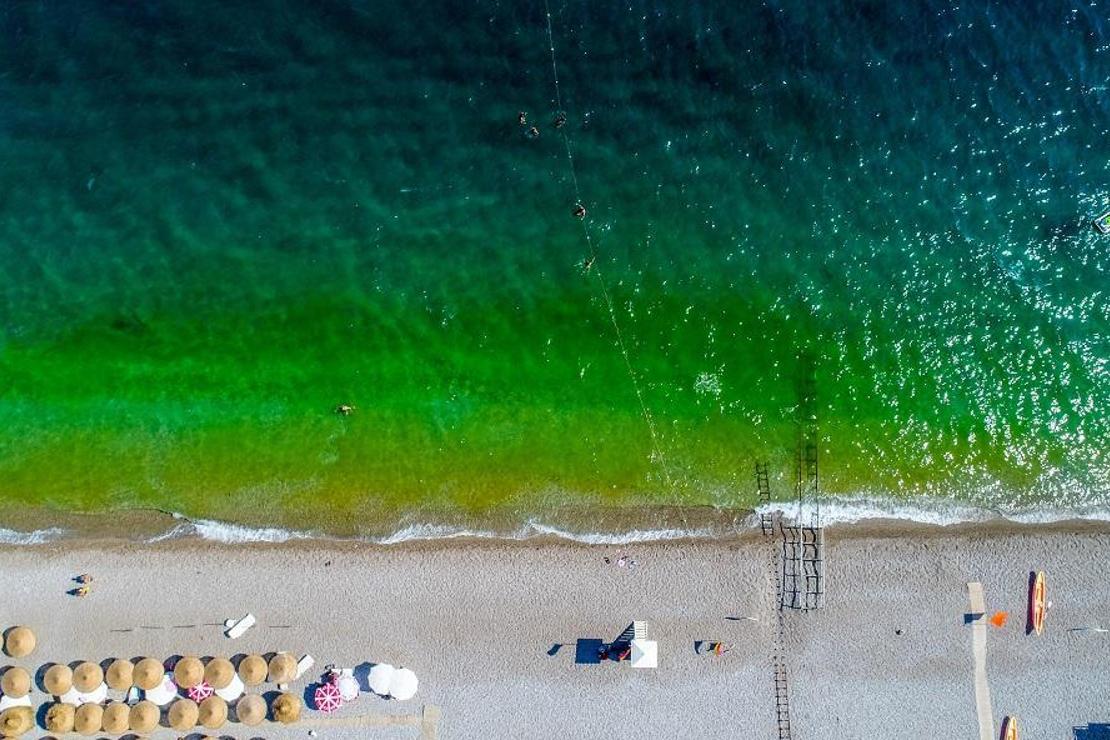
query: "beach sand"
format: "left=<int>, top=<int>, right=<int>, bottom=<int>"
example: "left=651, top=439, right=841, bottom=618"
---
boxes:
left=0, top=523, right=1107, bottom=739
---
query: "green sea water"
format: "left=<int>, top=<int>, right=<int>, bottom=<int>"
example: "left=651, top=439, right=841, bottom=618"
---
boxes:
left=0, top=1, right=1107, bottom=532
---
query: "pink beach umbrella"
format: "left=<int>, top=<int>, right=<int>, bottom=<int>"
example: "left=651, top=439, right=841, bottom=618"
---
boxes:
left=186, top=681, right=214, bottom=703
left=313, top=682, right=343, bottom=713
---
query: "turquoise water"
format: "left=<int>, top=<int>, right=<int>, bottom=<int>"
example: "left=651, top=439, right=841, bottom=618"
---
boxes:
left=0, top=1, right=1107, bottom=532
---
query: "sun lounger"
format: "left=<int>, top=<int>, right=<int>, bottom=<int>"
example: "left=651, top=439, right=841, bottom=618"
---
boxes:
left=224, top=613, right=256, bottom=639
left=295, top=654, right=315, bottom=680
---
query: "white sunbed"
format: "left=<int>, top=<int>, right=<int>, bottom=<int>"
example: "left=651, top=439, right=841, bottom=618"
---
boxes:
left=224, top=613, right=256, bottom=639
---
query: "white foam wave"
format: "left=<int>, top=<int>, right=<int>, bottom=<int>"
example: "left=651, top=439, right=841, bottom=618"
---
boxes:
left=758, top=495, right=1110, bottom=527
left=154, top=516, right=317, bottom=544
left=0, top=527, right=66, bottom=545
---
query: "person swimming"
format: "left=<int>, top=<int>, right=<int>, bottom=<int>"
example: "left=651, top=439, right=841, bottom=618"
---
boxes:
left=335, top=404, right=355, bottom=416
left=553, top=111, right=567, bottom=128
left=518, top=111, right=527, bottom=126
left=573, top=203, right=586, bottom=218
left=527, top=126, right=540, bottom=139
left=582, top=256, right=595, bottom=273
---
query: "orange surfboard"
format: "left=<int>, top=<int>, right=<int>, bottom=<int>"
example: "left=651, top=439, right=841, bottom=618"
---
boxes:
left=1030, top=571, right=1046, bottom=635
left=1001, top=715, right=1018, bottom=740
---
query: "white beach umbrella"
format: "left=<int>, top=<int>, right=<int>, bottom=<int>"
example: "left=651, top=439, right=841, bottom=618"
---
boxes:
left=630, top=639, right=658, bottom=669
left=336, top=673, right=360, bottom=702
left=59, top=682, right=108, bottom=706
left=143, top=674, right=179, bottom=706
left=366, top=664, right=394, bottom=696
left=388, top=668, right=418, bottom=700
left=0, top=695, right=31, bottom=712
left=213, top=672, right=244, bottom=702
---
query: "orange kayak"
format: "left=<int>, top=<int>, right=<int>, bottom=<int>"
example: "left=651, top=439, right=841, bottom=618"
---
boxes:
left=1030, top=571, right=1047, bottom=635
left=1001, top=715, right=1018, bottom=740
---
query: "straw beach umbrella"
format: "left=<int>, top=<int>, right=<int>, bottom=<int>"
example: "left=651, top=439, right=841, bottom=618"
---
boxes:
left=268, top=653, right=297, bottom=684
left=106, top=658, right=134, bottom=691
left=44, top=702, right=75, bottom=733
left=73, top=662, right=103, bottom=693
left=133, top=657, right=163, bottom=691
left=0, top=668, right=29, bottom=699
left=235, top=693, right=265, bottom=726
left=168, top=698, right=198, bottom=732
left=198, top=695, right=227, bottom=729
left=102, top=701, right=130, bottom=734
left=0, top=706, right=32, bottom=737
left=238, top=654, right=267, bottom=686
left=174, top=656, right=204, bottom=689
left=2, top=628, right=33, bottom=659
left=43, top=664, right=73, bottom=696
left=74, top=702, right=103, bottom=736
left=205, top=657, right=234, bottom=689
left=129, top=700, right=159, bottom=733
left=271, top=692, right=301, bottom=724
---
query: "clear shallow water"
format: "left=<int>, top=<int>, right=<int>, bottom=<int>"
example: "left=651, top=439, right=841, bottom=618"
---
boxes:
left=0, top=1, right=1107, bottom=532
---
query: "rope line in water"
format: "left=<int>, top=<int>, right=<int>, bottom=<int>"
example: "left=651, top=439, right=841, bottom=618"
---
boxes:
left=542, top=0, right=673, bottom=486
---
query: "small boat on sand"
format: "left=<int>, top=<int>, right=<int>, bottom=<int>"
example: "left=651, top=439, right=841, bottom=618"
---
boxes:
left=1030, top=571, right=1047, bottom=635
left=1001, top=715, right=1018, bottom=740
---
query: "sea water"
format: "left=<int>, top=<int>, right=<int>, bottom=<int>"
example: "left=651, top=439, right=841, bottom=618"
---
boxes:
left=0, top=0, right=1106, bottom=535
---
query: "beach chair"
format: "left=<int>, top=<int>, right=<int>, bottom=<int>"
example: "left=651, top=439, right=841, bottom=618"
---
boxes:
left=295, top=654, right=315, bottom=680
left=224, top=613, right=256, bottom=639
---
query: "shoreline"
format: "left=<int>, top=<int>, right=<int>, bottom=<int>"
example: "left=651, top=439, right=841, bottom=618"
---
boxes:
left=2, top=499, right=1110, bottom=551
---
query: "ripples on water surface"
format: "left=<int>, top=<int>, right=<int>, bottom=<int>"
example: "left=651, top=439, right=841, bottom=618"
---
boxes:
left=0, top=1, right=1106, bottom=532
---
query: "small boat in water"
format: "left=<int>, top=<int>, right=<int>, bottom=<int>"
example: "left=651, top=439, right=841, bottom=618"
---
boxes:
left=1030, top=571, right=1047, bottom=635
left=1094, top=211, right=1110, bottom=234
left=1001, top=715, right=1018, bottom=740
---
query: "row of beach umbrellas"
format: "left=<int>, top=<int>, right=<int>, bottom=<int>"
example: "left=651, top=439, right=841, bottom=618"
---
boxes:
left=0, top=692, right=301, bottom=736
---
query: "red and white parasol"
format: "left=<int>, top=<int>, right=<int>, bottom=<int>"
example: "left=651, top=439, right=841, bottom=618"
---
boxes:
left=313, top=681, right=343, bottom=713
left=186, top=681, right=214, bottom=703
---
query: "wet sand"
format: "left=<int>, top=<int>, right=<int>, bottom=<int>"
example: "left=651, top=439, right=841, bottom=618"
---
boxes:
left=0, top=523, right=1107, bottom=738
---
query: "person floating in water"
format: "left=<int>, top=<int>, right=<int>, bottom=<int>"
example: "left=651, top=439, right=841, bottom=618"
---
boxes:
left=518, top=111, right=527, bottom=126
left=335, top=404, right=355, bottom=416
left=582, top=256, right=595, bottom=273
left=527, top=126, right=540, bottom=139
left=573, top=203, right=586, bottom=219
left=553, top=111, right=567, bottom=128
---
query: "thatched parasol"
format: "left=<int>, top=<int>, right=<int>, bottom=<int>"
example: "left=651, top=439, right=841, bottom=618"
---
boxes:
left=133, top=657, right=164, bottom=691
left=43, top=663, right=73, bottom=696
left=267, top=653, right=297, bottom=684
left=72, top=661, right=103, bottom=693
left=105, top=658, right=134, bottom=691
left=235, top=693, right=266, bottom=726
left=204, top=657, right=234, bottom=689
left=44, top=702, right=75, bottom=733
left=101, top=701, right=129, bottom=734
left=198, top=695, right=228, bottom=729
left=237, top=654, right=267, bottom=686
left=2, top=628, right=33, bottom=659
left=0, top=706, right=32, bottom=737
left=128, top=700, right=159, bottom=733
left=271, top=692, right=302, bottom=724
left=73, top=702, right=104, bottom=737
left=173, top=656, right=204, bottom=689
left=0, top=668, right=29, bottom=699
left=168, top=698, right=198, bottom=731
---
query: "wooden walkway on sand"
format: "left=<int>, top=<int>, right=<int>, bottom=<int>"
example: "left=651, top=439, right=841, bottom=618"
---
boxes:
left=967, top=582, right=994, bottom=740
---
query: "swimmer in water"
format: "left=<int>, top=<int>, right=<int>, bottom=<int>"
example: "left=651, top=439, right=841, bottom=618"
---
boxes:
left=582, top=256, right=595, bottom=273
left=527, top=126, right=540, bottom=139
left=518, top=111, right=527, bottom=126
left=573, top=204, right=586, bottom=219
left=553, top=111, right=567, bottom=128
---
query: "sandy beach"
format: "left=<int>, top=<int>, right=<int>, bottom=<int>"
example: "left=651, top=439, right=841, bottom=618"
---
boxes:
left=1, top=522, right=1108, bottom=739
